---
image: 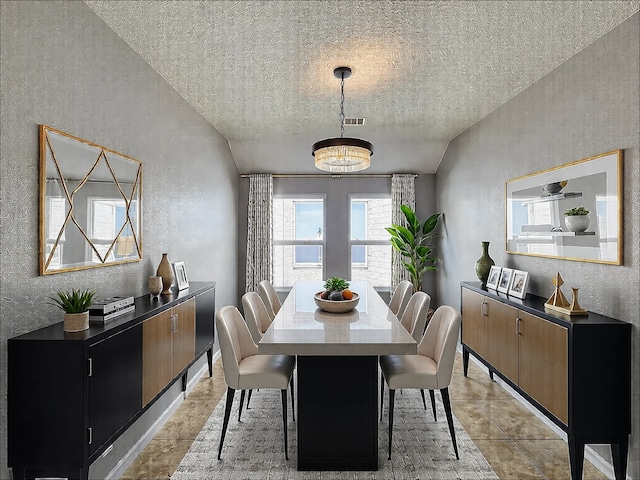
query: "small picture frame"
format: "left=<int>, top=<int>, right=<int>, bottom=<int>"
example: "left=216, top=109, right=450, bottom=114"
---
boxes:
left=497, top=268, right=514, bottom=294
left=173, top=262, right=189, bottom=291
left=508, top=270, right=529, bottom=299
left=486, top=266, right=502, bottom=290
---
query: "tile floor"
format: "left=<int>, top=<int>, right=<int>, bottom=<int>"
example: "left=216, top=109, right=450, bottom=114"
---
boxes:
left=121, top=352, right=608, bottom=480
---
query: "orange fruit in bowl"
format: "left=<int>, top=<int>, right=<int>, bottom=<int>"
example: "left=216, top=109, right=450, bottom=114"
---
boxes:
left=342, top=289, right=354, bottom=300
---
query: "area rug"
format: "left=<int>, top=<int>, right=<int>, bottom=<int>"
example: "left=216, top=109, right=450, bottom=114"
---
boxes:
left=173, top=387, right=498, bottom=479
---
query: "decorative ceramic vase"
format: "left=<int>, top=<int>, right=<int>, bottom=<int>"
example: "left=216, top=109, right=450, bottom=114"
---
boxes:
left=64, top=311, right=89, bottom=332
left=565, top=215, right=590, bottom=233
left=475, top=241, right=495, bottom=285
left=149, top=275, right=163, bottom=298
left=156, top=253, right=174, bottom=295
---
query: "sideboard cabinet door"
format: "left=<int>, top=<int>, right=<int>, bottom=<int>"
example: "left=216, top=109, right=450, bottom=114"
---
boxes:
left=89, top=324, right=142, bottom=456
left=484, top=297, right=519, bottom=384
left=142, top=309, right=174, bottom=406
left=461, top=288, right=486, bottom=358
left=172, top=298, right=196, bottom=376
left=518, top=310, right=569, bottom=425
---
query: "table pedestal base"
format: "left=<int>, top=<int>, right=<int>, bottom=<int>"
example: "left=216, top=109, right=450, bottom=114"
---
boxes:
left=297, top=355, right=378, bottom=471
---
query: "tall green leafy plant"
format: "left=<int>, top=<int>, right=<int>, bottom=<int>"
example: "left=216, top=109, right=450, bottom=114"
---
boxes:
left=386, top=205, right=441, bottom=292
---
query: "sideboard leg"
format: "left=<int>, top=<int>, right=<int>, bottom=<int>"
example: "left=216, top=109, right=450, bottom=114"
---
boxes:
left=568, top=434, right=585, bottom=480
left=207, top=347, right=213, bottom=377
left=462, top=348, right=469, bottom=377
left=10, top=468, right=26, bottom=480
left=611, top=436, right=628, bottom=480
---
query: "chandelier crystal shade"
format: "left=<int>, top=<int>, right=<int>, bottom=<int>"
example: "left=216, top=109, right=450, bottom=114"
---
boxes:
left=313, top=67, right=373, bottom=172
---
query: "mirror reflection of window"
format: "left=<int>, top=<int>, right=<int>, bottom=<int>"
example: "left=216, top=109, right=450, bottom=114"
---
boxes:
left=46, top=197, right=67, bottom=242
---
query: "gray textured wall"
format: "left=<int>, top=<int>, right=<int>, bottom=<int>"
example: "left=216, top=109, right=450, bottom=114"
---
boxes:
left=436, top=13, right=639, bottom=478
left=0, top=1, right=238, bottom=478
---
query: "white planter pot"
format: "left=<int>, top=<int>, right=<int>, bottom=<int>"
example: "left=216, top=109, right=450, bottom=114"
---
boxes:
left=565, top=215, right=590, bottom=233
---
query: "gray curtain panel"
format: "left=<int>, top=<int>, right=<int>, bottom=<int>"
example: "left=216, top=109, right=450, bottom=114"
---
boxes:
left=245, top=174, right=273, bottom=293
left=391, top=174, right=416, bottom=292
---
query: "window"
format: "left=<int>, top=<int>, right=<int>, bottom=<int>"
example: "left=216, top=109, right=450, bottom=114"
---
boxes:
left=272, top=194, right=392, bottom=288
left=349, top=196, right=392, bottom=287
left=273, top=196, right=324, bottom=287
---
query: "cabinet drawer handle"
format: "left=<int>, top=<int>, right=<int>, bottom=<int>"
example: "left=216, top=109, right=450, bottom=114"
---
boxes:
left=516, top=317, right=521, bottom=335
left=174, top=313, right=178, bottom=333
left=481, top=301, right=487, bottom=317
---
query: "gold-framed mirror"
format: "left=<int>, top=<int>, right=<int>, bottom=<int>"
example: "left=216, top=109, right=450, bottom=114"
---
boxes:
left=39, top=125, right=142, bottom=274
left=506, top=150, right=622, bottom=265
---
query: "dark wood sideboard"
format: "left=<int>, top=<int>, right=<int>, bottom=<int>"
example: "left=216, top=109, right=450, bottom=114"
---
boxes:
left=460, top=282, right=630, bottom=480
left=8, top=282, right=216, bottom=480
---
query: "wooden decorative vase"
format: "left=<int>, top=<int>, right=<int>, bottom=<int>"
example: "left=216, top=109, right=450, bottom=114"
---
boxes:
left=156, top=253, right=174, bottom=295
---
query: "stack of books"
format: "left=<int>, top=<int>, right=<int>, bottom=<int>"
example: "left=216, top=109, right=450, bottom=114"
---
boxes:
left=89, top=296, right=135, bottom=324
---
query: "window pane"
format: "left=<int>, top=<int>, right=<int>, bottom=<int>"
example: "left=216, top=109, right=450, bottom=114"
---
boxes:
left=295, top=202, right=323, bottom=240
left=352, top=245, right=366, bottom=264
left=295, top=245, right=322, bottom=264
left=274, top=245, right=323, bottom=286
left=350, top=244, right=391, bottom=287
left=351, top=202, right=366, bottom=240
left=351, top=198, right=391, bottom=241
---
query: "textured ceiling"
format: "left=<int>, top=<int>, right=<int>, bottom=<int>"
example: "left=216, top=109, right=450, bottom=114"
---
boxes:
left=84, top=1, right=639, bottom=174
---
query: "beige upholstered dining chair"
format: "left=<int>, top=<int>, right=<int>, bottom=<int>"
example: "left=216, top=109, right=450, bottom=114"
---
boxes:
left=242, top=291, right=273, bottom=344
left=388, top=280, right=413, bottom=318
left=258, top=280, right=281, bottom=320
left=215, top=306, right=295, bottom=460
left=399, top=291, right=431, bottom=343
left=379, top=305, right=461, bottom=460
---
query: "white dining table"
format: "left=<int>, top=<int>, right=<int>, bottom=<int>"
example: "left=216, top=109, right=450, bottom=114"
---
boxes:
left=259, top=280, right=416, bottom=471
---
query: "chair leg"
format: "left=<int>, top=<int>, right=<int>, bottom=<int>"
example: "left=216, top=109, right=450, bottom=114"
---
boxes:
left=388, top=389, right=396, bottom=460
left=420, top=389, right=427, bottom=409
left=429, top=389, right=437, bottom=422
left=440, top=387, right=459, bottom=460
left=238, top=389, right=246, bottom=421
left=246, top=389, right=253, bottom=409
left=280, top=389, right=289, bottom=460
left=218, top=387, right=236, bottom=459
left=379, top=370, right=385, bottom=421
left=290, top=375, right=296, bottom=422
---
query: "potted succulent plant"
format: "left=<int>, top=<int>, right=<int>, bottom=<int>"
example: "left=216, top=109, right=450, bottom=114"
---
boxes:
left=564, top=206, right=590, bottom=233
left=48, top=288, right=97, bottom=332
left=386, top=205, right=441, bottom=292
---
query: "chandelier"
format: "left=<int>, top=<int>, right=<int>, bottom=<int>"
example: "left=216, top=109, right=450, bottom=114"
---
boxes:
left=312, top=67, right=373, bottom=172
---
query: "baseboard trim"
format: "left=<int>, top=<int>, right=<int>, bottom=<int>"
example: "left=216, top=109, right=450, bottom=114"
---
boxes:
left=461, top=346, right=623, bottom=480
left=104, top=349, right=221, bottom=480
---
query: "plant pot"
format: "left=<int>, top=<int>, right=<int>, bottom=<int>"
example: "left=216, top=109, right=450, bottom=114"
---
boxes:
left=64, top=311, right=89, bottom=332
left=565, top=215, right=590, bottom=233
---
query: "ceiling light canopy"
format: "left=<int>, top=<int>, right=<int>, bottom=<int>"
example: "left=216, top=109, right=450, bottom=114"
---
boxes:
left=312, top=67, right=373, bottom=173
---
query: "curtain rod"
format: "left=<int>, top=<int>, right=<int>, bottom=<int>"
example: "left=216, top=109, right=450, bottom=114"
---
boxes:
left=240, top=174, right=417, bottom=178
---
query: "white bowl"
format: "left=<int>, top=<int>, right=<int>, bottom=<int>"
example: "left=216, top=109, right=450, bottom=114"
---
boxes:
left=314, top=292, right=359, bottom=313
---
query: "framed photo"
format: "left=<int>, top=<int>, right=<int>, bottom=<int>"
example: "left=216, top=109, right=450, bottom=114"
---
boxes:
left=508, top=270, right=529, bottom=299
left=173, top=262, right=189, bottom=291
left=497, top=268, right=513, bottom=294
left=486, top=266, right=502, bottom=290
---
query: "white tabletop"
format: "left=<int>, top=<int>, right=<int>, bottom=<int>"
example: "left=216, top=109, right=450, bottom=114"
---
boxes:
left=258, top=281, right=417, bottom=355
